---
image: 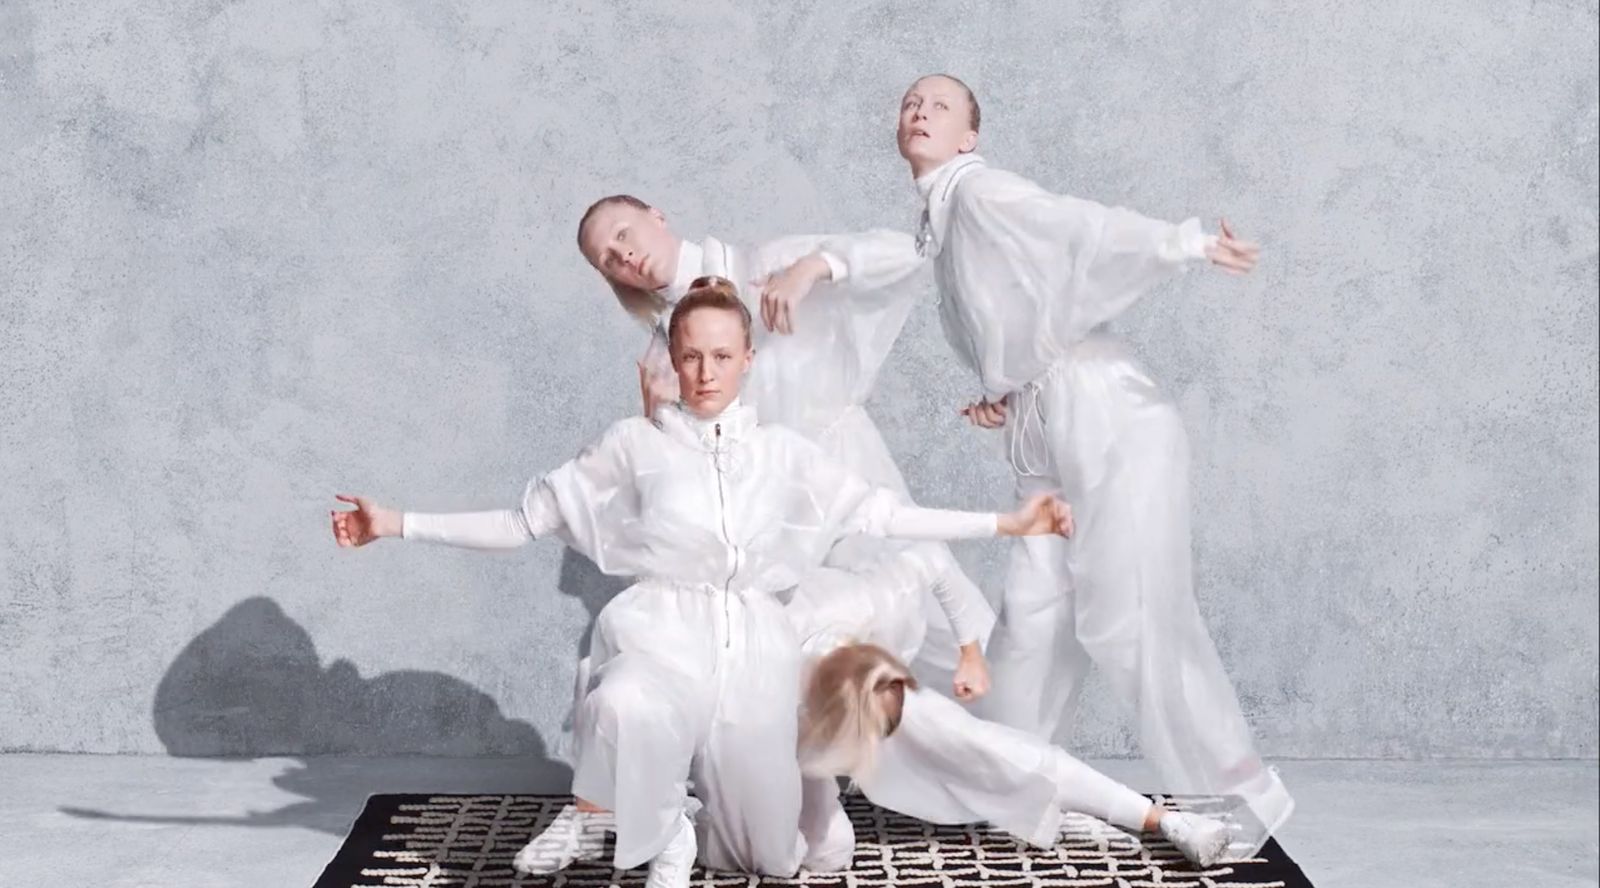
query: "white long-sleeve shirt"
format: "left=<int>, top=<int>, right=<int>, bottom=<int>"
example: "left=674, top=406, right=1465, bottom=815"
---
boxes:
left=402, top=401, right=998, bottom=604
left=630, top=234, right=993, bottom=645
left=915, top=153, right=1216, bottom=399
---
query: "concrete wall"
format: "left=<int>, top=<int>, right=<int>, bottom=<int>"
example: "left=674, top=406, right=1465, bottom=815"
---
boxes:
left=2, top=0, right=1595, bottom=758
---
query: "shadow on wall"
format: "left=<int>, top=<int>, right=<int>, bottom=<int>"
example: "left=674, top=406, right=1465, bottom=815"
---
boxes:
left=557, top=546, right=629, bottom=661
left=58, top=595, right=581, bottom=835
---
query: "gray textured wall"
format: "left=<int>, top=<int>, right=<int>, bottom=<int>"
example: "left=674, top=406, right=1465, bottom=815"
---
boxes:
left=2, top=1, right=1595, bottom=760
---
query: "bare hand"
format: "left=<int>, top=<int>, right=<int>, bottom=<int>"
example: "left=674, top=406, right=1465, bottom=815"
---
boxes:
left=1205, top=218, right=1260, bottom=275
left=637, top=361, right=677, bottom=420
left=757, top=254, right=829, bottom=335
left=331, top=494, right=401, bottom=547
left=959, top=395, right=1008, bottom=429
left=952, top=645, right=991, bottom=702
left=998, top=493, right=1074, bottom=538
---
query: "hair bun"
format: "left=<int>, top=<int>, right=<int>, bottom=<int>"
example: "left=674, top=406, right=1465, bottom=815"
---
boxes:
left=686, top=275, right=739, bottom=301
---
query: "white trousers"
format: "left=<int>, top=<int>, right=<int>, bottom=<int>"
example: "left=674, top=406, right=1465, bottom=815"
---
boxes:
left=797, top=688, right=1157, bottom=866
left=572, top=580, right=804, bottom=874
left=976, top=336, right=1292, bottom=854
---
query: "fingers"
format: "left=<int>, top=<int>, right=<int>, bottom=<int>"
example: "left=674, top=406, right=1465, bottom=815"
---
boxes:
left=760, top=288, right=777, bottom=332
left=331, top=511, right=352, bottom=547
left=777, top=297, right=793, bottom=336
left=1210, top=224, right=1260, bottom=278
left=1209, top=249, right=1253, bottom=274
left=962, top=401, right=992, bottom=427
left=334, top=493, right=359, bottom=506
left=961, top=399, right=1010, bottom=428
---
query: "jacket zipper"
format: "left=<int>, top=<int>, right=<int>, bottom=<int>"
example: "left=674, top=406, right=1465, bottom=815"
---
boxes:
left=713, top=423, right=735, bottom=648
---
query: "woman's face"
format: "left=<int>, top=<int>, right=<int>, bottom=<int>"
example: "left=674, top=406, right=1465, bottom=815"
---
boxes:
left=579, top=202, right=677, bottom=292
left=670, top=307, right=752, bottom=418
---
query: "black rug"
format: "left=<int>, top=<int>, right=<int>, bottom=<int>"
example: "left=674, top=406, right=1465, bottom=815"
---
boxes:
left=313, top=793, right=1313, bottom=887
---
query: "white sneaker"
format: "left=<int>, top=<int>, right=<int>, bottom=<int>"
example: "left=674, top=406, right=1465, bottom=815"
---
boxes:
left=800, top=804, right=856, bottom=872
left=645, top=810, right=698, bottom=888
left=1159, top=811, right=1229, bottom=868
left=512, top=804, right=613, bottom=874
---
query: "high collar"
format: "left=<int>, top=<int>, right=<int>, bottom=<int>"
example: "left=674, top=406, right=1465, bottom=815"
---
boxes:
left=655, top=238, right=705, bottom=305
left=913, top=153, right=986, bottom=258
left=915, top=152, right=986, bottom=201
left=656, top=397, right=758, bottom=449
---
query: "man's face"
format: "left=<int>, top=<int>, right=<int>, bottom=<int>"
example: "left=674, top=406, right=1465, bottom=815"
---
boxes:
left=896, top=75, right=978, bottom=173
left=579, top=202, right=678, bottom=291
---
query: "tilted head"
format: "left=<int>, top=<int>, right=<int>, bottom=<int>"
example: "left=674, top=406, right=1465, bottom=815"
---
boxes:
left=667, top=276, right=754, bottom=419
left=576, top=194, right=679, bottom=323
left=798, top=643, right=918, bottom=781
left=896, top=74, right=981, bottom=177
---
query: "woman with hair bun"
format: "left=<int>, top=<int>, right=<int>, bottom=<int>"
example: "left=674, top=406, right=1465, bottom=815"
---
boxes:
left=331, top=278, right=1072, bottom=888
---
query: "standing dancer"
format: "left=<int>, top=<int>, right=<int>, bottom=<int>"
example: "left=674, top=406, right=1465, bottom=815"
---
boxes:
left=762, top=74, right=1290, bottom=857
left=331, top=279, right=1071, bottom=886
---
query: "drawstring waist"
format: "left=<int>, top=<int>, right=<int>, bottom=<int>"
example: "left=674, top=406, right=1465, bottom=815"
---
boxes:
left=998, top=339, right=1144, bottom=482
left=1004, top=354, right=1072, bottom=479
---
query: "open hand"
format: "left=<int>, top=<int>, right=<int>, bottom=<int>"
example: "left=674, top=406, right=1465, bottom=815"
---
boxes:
left=757, top=253, right=830, bottom=335
left=331, top=494, right=401, bottom=547
left=1205, top=218, right=1260, bottom=275
left=637, top=361, right=677, bottom=420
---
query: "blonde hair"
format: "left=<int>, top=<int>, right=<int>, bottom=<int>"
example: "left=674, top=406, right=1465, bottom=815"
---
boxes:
left=577, top=194, right=670, bottom=326
left=668, top=275, right=752, bottom=349
left=798, top=643, right=918, bottom=781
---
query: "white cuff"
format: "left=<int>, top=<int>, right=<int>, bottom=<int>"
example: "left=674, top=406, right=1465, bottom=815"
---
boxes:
left=818, top=250, right=848, bottom=283
left=1162, top=217, right=1211, bottom=263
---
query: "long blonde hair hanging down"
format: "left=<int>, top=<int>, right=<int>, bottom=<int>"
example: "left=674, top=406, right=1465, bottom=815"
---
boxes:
left=798, top=643, right=919, bottom=781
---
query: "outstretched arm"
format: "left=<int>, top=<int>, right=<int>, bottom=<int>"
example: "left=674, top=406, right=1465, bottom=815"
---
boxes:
left=955, top=169, right=1259, bottom=337
left=848, top=490, right=1074, bottom=541
left=330, top=422, right=638, bottom=552
left=330, top=489, right=550, bottom=551
left=802, top=433, right=1073, bottom=543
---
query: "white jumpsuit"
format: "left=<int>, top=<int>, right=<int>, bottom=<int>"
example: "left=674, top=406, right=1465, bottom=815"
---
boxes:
left=895, top=153, right=1293, bottom=857
left=400, top=400, right=999, bottom=874
left=639, top=234, right=996, bottom=668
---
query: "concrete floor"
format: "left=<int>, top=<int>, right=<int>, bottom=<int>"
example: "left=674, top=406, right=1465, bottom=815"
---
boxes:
left=0, top=756, right=1594, bottom=887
